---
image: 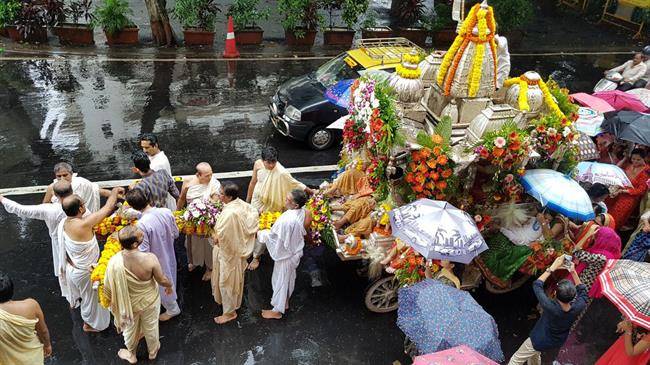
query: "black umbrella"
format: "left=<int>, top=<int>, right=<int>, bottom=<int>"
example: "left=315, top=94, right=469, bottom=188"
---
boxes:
left=601, top=111, right=650, bottom=146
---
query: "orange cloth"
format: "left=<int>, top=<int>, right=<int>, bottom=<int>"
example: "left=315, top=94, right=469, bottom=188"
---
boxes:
left=595, top=334, right=650, bottom=365
left=345, top=216, right=374, bottom=237
left=329, top=169, right=365, bottom=196
left=342, top=197, right=375, bottom=224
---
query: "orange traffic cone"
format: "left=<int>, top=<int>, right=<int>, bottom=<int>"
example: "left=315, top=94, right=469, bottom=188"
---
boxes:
left=223, top=16, right=240, bottom=58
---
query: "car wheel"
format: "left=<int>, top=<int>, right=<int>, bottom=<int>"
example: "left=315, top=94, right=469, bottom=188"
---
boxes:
left=307, top=127, right=334, bottom=150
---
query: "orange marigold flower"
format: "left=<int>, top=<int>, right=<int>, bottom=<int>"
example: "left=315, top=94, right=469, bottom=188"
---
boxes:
left=421, top=148, right=431, bottom=158
left=431, top=172, right=440, bottom=181
left=433, top=146, right=443, bottom=156
left=492, top=148, right=505, bottom=157
left=437, top=155, right=448, bottom=165
left=436, top=181, right=447, bottom=190
left=427, top=160, right=437, bottom=169
left=441, top=169, right=453, bottom=178
left=431, top=134, right=443, bottom=144
left=509, top=141, right=521, bottom=151
left=509, top=131, right=518, bottom=140
left=413, top=185, right=424, bottom=192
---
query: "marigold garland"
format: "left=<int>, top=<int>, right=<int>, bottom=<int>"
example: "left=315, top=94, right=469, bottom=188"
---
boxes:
left=518, top=80, right=530, bottom=111
left=437, top=36, right=463, bottom=86
left=91, top=232, right=126, bottom=308
left=444, top=37, right=471, bottom=95
left=396, top=64, right=422, bottom=79
left=259, top=211, right=281, bottom=230
left=505, top=75, right=566, bottom=119
left=469, top=42, right=485, bottom=97
left=539, top=79, right=566, bottom=119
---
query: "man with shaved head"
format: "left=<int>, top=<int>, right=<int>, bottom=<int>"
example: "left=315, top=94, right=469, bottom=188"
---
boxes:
left=177, top=162, right=221, bottom=280
left=1, top=180, right=74, bottom=297
left=58, top=188, right=123, bottom=332
left=42, top=162, right=111, bottom=213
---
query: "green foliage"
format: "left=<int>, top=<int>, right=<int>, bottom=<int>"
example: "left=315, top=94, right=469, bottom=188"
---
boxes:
left=361, top=8, right=377, bottom=29
left=486, top=0, right=534, bottom=33
left=395, top=0, right=425, bottom=27
left=0, top=0, right=21, bottom=27
left=227, top=0, right=269, bottom=30
left=173, top=0, right=220, bottom=31
left=320, top=225, right=336, bottom=250
left=92, top=0, right=133, bottom=35
left=67, top=0, right=95, bottom=26
left=374, top=80, right=404, bottom=155
left=421, top=0, right=452, bottom=32
left=277, top=0, right=323, bottom=36
left=434, top=115, right=452, bottom=148
left=546, top=78, right=578, bottom=117
left=341, top=0, right=368, bottom=30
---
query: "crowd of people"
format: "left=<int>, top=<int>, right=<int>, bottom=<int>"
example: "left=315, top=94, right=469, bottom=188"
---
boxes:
left=0, top=134, right=316, bottom=364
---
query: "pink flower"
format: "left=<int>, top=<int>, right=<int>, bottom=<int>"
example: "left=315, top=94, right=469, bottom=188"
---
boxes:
left=504, top=174, right=514, bottom=183
left=474, top=215, right=482, bottom=223
left=494, top=137, right=506, bottom=148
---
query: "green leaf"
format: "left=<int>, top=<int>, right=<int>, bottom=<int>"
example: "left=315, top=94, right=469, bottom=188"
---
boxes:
left=434, top=115, right=452, bottom=148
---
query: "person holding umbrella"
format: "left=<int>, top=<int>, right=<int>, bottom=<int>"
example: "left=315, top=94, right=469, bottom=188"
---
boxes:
left=595, top=320, right=650, bottom=364
left=508, top=256, right=589, bottom=365
left=606, top=149, right=650, bottom=230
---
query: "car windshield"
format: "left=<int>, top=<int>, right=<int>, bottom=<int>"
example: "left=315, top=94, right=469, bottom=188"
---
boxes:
left=314, top=54, right=360, bottom=88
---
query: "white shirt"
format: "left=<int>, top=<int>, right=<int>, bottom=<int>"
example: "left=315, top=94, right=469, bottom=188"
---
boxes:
left=610, top=60, right=647, bottom=83
left=149, top=151, right=172, bottom=176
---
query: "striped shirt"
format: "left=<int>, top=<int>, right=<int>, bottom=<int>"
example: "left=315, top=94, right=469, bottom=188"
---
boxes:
left=134, top=170, right=180, bottom=208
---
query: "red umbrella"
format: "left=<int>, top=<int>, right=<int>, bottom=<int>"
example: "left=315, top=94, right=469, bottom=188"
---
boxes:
left=598, top=259, right=650, bottom=329
left=570, top=92, right=615, bottom=113
left=593, top=90, right=649, bottom=113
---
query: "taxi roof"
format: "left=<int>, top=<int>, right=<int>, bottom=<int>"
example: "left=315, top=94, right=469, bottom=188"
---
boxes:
left=346, top=38, right=425, bottom=70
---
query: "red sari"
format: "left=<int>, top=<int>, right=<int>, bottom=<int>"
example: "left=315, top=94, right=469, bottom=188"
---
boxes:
left=606, top=166, right=650, bottom=229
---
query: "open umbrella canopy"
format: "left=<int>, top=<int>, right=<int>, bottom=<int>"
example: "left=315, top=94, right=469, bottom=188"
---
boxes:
left=413, top=345, right=500, bottom=365
left=573, top=107, right=605, bottom=136
left=599, top=259, right=650, bottom=329
left=389, top=199, right=488, bottom=263
left=324, top=79, right=354, bottom=109
left=601, top=111, right=650, bottom=146
left=521, top=169, right=595, bottom=221
left=593, top=90, right=649, bottom=113
left=398, top=279, right=505, bottom=362
left=570, top=93, right=615, bottom=113
left=574, top=161, right=632, bottom=187
left=626, top=88, right=650, bottom=109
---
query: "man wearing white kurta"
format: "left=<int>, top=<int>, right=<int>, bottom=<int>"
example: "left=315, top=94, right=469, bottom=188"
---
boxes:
left=58, top=188, right=122, bottom=332
left=140, top=133, right=175, bottom=209
left=42, top=162, right=109, bottom=213
left=177, top=162, right=221, bottom=280
left=257, top=189, right=310, bottom=319
left=1, top=181, right=73, bottom=297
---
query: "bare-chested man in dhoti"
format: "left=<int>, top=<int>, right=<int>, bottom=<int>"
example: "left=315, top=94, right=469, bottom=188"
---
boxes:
left=177, top=162, right=221, bottom=280
left=104, top=226, right=173, bottom=364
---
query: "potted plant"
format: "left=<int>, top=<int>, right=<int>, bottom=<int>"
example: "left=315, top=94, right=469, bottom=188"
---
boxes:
left=424, top=0, right=455, bottom=47
left=173, top=0, right=220, bottom=47
left=53, top=0, right=95, bottom=46
left=322, top=0, right=368, bottom=46
left=277, top=0, right=322, bottom=47
left=227, top=0, right=269, bottom=45
left=0, top=0, right=21, bottom=37
left=12, top=1, right=48, bottom=43
left=361, top=9, right=391, bottom=39
left=394, top=0, right=427, bottom=46
left=93, top=0, right=138, bottom=46
left=488, top=0, right=533, bottom=48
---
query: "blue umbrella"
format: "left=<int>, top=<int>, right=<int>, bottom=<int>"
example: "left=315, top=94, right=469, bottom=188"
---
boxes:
left=324, top=79, right=354, bottom=109
left=520, top=169, right=595, bottom=221
left=389, top=199, right=488, bottom=264
left=398, top=279, right=504, bottom=362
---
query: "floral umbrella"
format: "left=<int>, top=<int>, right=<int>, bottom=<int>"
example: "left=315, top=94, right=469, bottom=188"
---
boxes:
left=413, top=345, right=500, bottom=365
left=388, top=199, right=488, bottom=264
left=574, top=161, right=632, bottom=187
left=398, top=279, right=505, bottom=362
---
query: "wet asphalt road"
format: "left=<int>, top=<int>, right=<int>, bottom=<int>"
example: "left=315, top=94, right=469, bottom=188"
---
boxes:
left=0, top=54, right=631, bottom=364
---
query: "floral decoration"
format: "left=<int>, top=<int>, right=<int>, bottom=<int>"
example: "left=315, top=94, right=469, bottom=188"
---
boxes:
left=306, top=193, right=333, bottom=246
left=175, top=198, right=223, bottom=236
left=405, top=131, right=457, bottom=200
left=528, top=114, right=580, bottom=173
left=259, top=211, right=281, bottom=230
left=91, top=233, right=124, bottom=308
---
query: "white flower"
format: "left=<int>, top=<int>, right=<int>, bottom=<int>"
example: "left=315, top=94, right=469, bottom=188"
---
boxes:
left=371, top=96, right=379, bottom=109
left=548, top=127, right=557, bottom=135
left=562, top=126, right=571, bottom=137
left=183, top=211, right=191, bottom=220
left=195, top=201, right=206, bottom=210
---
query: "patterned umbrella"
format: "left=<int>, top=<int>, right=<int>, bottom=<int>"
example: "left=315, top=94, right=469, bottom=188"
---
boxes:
left=398, top=279, right=504, bottom=362
left=574, top=161, right=632, bottom=187
left=598, top=259, right=650, bottom=329
left=413, top=345, right=499, bottom=365
left=593, top=90, right=649, bottom=113
left=389, top=199, right=488, bottom=264
left=324, top=79, right=354, bottom=109
left=520, top=169, right=595, bottom=221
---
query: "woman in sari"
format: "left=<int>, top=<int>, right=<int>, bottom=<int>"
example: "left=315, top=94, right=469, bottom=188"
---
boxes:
left=569, top=212, right=616, bottom=251
left=606, top=149, right=650, bottom=230
left=571, top=227, right=622, bottom=296
left=596, top=320, right=650, bottom=365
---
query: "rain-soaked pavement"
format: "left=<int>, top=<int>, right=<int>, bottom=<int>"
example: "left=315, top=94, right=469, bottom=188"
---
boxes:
left=0, top=53, right=634, bottom=364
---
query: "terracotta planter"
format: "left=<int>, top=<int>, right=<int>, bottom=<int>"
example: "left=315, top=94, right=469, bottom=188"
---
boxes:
left=104, top=27, right=139, bottom=46
left=7, top=25, right=47, bottom=43
left=323, top=27, right=355, bottom=46
left=361, top=26, right=392, bottom=39
left=285, top=28, right=316, bottom=47
left=55, top=24, right=94, bottom=46
left=183, top=28, right=215, bottom=47
left=235, top=27, right=264, bottom=45
left=432, top=27, right=456, bottom=47
left=396, top=27, right=428, bottom=46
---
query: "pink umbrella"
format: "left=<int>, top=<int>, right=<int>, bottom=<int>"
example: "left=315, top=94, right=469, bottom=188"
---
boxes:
left=413, top=345, right=500, bottom=365
left=570, top=92, right=615, bottom=113
left=593, top=90, right=650, bottom=113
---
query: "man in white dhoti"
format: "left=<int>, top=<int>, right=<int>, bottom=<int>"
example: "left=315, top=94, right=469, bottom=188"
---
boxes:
left=58, top=188, right=122, bottom=332
left=247, top=146, right=312, bottom=213
left=104, top=226, right=173, bottom=364
left=126, top=189, right=181, bottom=321
left=42, top=162, right=110, bottom=213
left=1, top=181, right=73, bottom=297
left=139, top=133, right=176, bottom=209
left=257, top=189, right=310, bottom=319
left=178, top=162, right=221, bottom=280
left=0, top=272, right=52, bottom=365
left=211, top=182, right=258, bottom=324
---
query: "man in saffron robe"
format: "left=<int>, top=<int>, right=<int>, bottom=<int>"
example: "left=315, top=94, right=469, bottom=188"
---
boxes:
left=126, top=189, right=181, bottom=321
left=104, top=226, right=173, bottom=364
left=247, top=146, right=312, bottom=213
left=1, top=180, right=72, bottom=297
left=257, top=189, right=310, bottom=319
left=178, top=162, right=221, bottom=280
left=211, top=182, right=258, bottom=324
left=0, top=272, right=52, bottom=365
left=58, top=189, right=122, bottom=332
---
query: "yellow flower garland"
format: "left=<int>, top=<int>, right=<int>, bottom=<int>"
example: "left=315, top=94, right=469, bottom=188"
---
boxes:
left=397, top=64, right=422, bottom=79
left=539, top=79, right=566, bottom=119
left=259, top=211, right=281, bottom=230
left=91, top=234, right=123, bottom=308
left=468, top=7, right=488, bottom=97
left=518, top=80, right=530, bottom=111
left=437, top=4, right=480, bottom=87
left=504, top=76, right=566, bottom=119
